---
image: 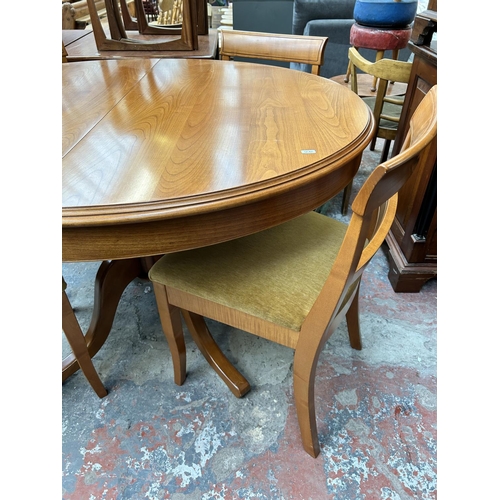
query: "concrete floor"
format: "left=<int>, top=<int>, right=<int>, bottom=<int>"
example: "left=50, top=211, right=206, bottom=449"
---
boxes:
left=62, top=141, right=437, bottom=499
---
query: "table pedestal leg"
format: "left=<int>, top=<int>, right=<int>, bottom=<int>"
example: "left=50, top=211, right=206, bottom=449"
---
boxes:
left=63, top=258, right=250, bottom=397
left=62, top=258, right=145, bottom=381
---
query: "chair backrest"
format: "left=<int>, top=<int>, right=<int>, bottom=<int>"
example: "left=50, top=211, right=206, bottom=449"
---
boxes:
left=219, top=29, right=328, bottom=75
left=305, top=85, right=437, bottom=329
left=348, top=46, right=412, bottom=129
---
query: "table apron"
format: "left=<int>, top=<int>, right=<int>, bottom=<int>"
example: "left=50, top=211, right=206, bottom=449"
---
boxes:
left=63, top=156, right=361, bottom=262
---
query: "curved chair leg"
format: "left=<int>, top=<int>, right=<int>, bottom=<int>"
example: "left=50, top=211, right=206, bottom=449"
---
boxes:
left=293, top=348, right=321, bottom=458
left=62, top=290, right=107, bottom=398
left=181, top=311, right=251, bottom=398
left=152, top=283, right=187, bottom=386
left=346, top=286, right=362, bottom=350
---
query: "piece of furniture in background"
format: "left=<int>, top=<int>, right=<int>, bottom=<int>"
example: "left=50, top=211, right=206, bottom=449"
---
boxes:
left=219, top=29, right=327, bottom=75
left=220, top=3, right=233, bottom=27
left=84, top=0, right=202, bottom=51
left=291, top=0, right=412, bottom=78
left=233, top=0, right=293, bottom=33
left=344, top=23, right=411, bottom=91
left=130, top=0, right=209, bottom=35
left=344, top=0, right=417, bottom=90
left=62, top=0, right=136, bottom=29
left=341, top=46, right=412, bottom=214
left=62, top=2, right=77, bottom=29
left=157, top=0, right=183, bottom=24
left=350, top=47, right=412, bottom=162
left=147, top=86, right=437, bottom=457
left=62, top=0, right=108, bottom=30
left=62, top=28, right=218, bottom=60
left=353, top=0, right=418, bottom=28
left=385, top=0, right=437, bottom=292
left=291, top=0, right=354, bottom=77
left=142, top=0, right=160, bottom=22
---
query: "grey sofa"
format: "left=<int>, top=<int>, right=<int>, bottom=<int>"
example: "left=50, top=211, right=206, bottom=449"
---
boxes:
left=291, top=0, right=411, bottom=79
left=291, top=0, right=356, bottom=78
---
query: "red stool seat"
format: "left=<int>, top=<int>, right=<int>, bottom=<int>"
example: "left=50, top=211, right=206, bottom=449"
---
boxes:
left=350, top=23, right=411, bottom=51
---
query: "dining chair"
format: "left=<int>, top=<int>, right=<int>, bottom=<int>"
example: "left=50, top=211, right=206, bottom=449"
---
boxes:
left=148, top=85, right=437, bottom=457
left=340, top=46, right=413, bottom=215
left=62, top=278, right=107, bottom=398
left=219, top=29, right=328, bottom=76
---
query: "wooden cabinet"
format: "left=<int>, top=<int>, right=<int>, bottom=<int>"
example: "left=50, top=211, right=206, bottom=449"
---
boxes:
left=385, top=6, right=437, bottom=292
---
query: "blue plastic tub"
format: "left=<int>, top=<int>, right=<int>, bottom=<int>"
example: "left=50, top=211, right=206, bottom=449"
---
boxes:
left=354, top=0, right=418, bottom=28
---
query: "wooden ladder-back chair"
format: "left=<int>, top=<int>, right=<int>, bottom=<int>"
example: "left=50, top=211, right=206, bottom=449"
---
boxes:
left=148, top=86, right=437, bottom=457
left=219, top=29, right=328, bottom=76
left=62, top=278, right=107, bottom=398
left=341, top=46, right=413, bottom=214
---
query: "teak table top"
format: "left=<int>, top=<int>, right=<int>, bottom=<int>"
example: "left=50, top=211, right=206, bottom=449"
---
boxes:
left=62, top=58, right=374, bottom=380
left=63, top=58, right=374, bottom=262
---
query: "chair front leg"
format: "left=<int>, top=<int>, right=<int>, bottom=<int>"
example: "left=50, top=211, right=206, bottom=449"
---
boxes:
left=152, top=282, right=187, bottom=386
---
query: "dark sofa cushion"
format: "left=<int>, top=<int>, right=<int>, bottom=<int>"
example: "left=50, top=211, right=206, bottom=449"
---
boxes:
left=292, top=0, right=356, bottom=35
left=291, top=19, right=354, bottom=77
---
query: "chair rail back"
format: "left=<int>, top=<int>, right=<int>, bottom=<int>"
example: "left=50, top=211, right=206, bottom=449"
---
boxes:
left=220, top=29, right=328, bottom=75
left=348, top=46, right=412, bottom=83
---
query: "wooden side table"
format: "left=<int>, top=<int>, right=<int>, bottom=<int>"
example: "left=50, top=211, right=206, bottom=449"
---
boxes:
left=385, top=5, right=437, bottom=293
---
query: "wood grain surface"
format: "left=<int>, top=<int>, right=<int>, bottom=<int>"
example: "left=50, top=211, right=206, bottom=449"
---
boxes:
left=63, top=58, right=374, bottom=261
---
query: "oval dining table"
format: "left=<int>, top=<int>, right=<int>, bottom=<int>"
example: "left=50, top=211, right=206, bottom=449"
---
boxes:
left=62, top=57, right=374, bottom=386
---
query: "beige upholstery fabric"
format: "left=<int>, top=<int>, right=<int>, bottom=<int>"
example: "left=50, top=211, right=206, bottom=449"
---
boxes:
left=149, top=211, right=348, bottom=331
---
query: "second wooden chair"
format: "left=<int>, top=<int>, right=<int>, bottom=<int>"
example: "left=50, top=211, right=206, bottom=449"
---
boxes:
left=341, top=47, right=413, bottom=214
left=219, top=29, right=328, bottom=75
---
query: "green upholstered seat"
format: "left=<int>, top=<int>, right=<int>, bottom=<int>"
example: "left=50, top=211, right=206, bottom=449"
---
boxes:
left=363, top=95, right=405, bottom=131
left=149, top=211, right=348, bottom=332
